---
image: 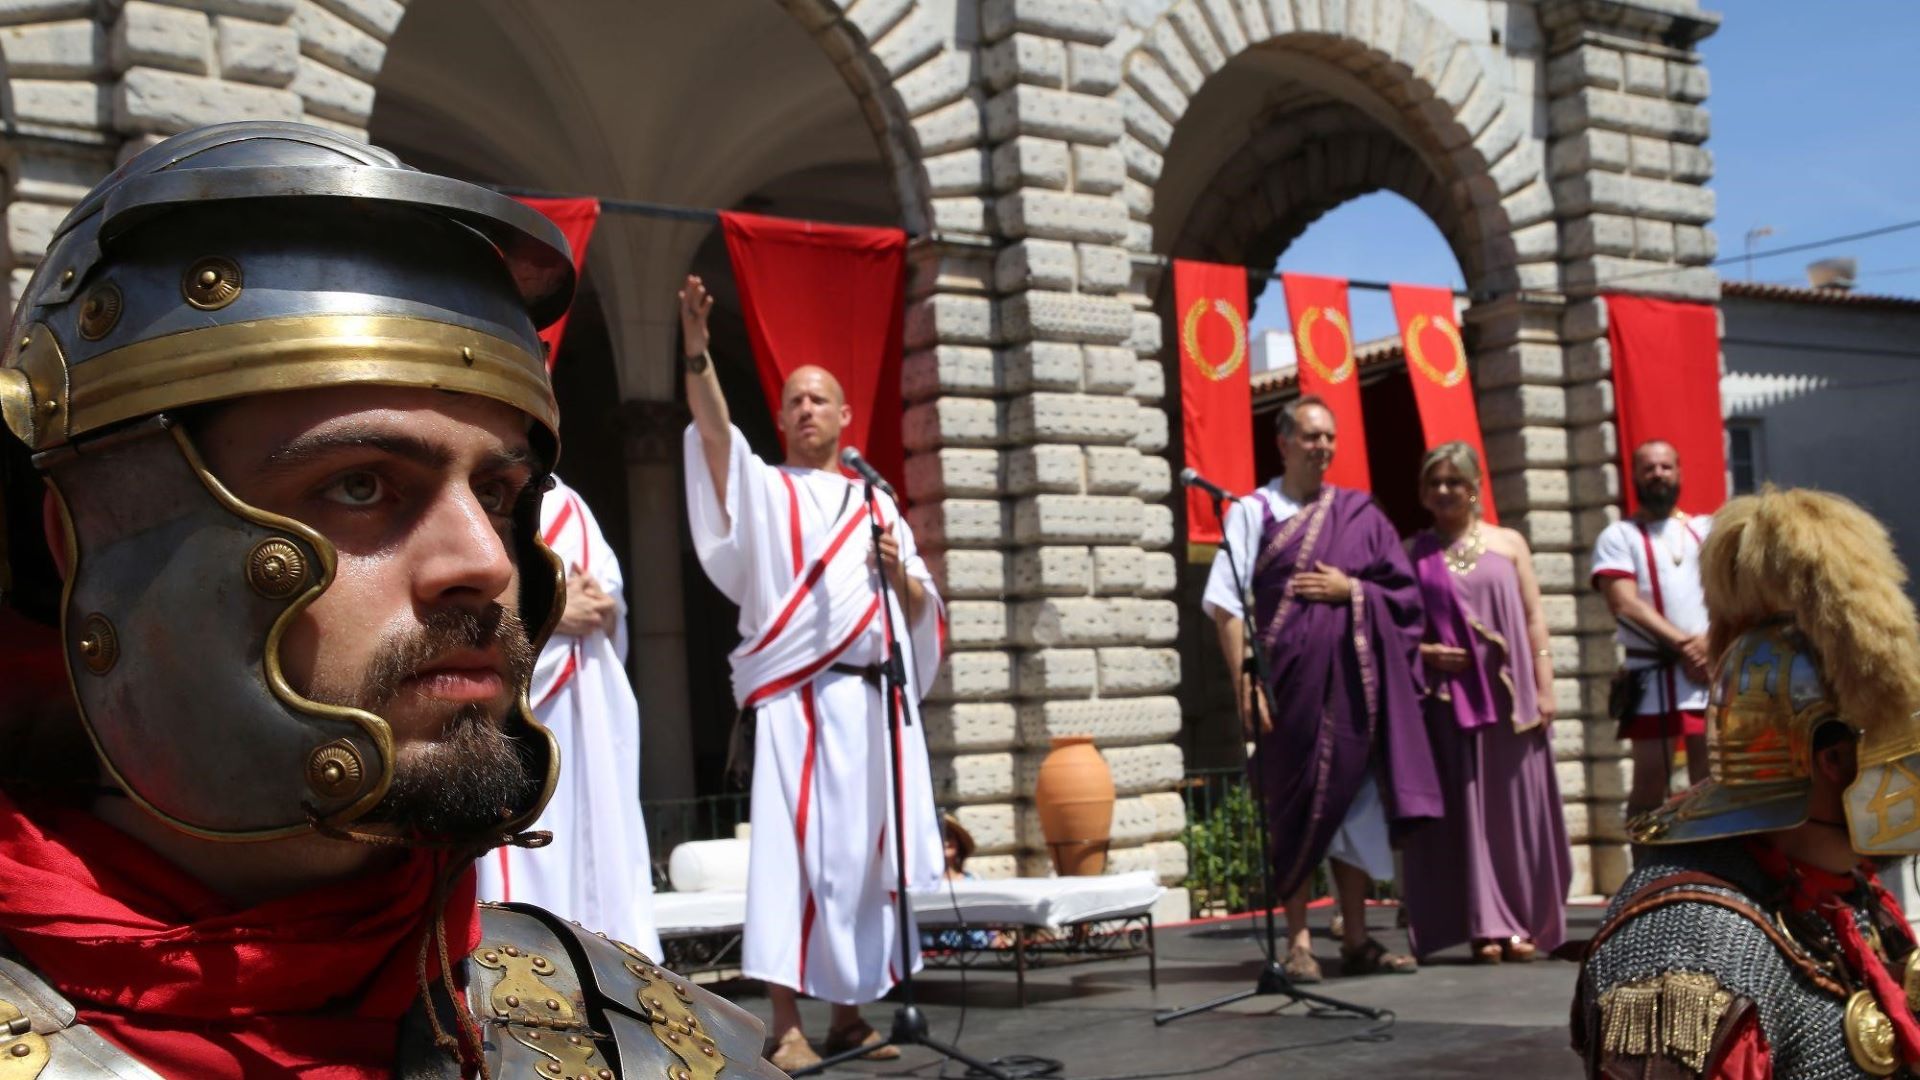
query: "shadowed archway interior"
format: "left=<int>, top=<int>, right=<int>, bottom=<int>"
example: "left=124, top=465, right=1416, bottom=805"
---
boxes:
left=369, top=0, right=908, bottom=801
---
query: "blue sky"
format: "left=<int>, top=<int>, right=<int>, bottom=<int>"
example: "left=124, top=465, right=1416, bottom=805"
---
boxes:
left=1247, top=1, right=1920, bottom=345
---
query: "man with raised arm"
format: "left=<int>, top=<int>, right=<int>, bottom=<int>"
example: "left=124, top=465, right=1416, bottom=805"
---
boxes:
left=678, top=275, right=945, bottom=1070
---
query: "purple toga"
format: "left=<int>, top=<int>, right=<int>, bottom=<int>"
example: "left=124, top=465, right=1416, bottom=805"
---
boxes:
left=1250, top=486, right=1439, bottom=899
left=1400, top=534, right=1572, bottom=956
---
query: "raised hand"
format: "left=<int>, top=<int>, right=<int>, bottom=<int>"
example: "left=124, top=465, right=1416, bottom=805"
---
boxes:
left=678, top=274, right=715, bottom=364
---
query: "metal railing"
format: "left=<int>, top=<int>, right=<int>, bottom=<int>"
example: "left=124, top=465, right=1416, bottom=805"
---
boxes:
left=1177, top=766, right=1367, bottom=917
left=641, top=791, right=750, bottom=891
left=1178, top=767, right=1267, bottom=917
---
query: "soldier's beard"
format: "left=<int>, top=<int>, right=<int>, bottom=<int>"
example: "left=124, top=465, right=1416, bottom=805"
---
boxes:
left=318, top=605, right=543, bottom=838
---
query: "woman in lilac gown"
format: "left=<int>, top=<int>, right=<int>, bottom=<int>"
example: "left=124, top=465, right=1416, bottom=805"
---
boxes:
left=1401, top=442, right=1571, bottom=963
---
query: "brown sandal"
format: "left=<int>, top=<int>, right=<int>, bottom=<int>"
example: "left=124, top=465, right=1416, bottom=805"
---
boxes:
left=1283, top=943, right=1324, bottom=984
left=1501, top=937, right=1538, bottom=963
left=1341, top=937, right=1418, bottom=975
left=824, top=1021, right=901, bottom=1061
left=1472, top=939, right=1503, bottom=964
left=764, top=1028, right=822, bottom=1071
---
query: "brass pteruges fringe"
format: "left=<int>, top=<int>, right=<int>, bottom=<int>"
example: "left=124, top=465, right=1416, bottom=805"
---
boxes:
left=1597, top=971, right=1733, bottom=1073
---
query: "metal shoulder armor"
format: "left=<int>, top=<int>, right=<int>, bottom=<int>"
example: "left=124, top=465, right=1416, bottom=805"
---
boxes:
left=0, top=957, right=163, bottom=1080
left=401, top=902, right=785, bottom=1080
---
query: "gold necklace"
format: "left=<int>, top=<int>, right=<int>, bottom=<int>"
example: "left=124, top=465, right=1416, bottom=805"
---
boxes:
left=1443, top=524, right=1485, bottom=576
left=1655, top=516, right=1688, bottom=567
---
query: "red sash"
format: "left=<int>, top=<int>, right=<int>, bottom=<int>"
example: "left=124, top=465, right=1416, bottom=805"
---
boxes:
left=0, top=790, right=477, bottom=1078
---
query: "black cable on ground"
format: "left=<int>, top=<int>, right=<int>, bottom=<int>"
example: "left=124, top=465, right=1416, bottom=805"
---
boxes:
left=936, top=869, right=969, bottom=1080
left=1041, top=1010, right=1397, bottom=1080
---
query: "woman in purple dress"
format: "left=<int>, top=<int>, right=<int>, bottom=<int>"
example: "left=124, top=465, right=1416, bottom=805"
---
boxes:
left=1401, top=442, right=1571, bottom=963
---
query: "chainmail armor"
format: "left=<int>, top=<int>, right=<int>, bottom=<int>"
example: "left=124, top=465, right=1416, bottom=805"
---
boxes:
left=1582, top=840, right=1875, bottom=1079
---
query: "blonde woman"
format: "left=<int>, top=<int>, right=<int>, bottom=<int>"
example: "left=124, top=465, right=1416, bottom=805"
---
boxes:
left=1400, top=442, right=1571, bottom=964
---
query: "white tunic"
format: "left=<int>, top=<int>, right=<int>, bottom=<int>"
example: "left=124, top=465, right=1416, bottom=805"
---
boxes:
left=683, top=424, right=945, bottom=1005
left=1199, top=477, right=1393, bottom=882
left=1591, top=515, right=1712, bottom=715
left=477, top=478, right=663, bottom=959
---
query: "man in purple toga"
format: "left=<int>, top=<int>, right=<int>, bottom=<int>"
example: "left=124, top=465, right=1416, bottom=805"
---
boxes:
left=1203, top=396, right=1440, bottom=982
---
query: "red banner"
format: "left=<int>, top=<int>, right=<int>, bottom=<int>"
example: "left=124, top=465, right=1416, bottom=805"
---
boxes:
left=1173, top=259, right=1254, bottom=546
left=1604, top=294, right=1727, bottom=516
left=1390, top=283, right=1497, bottom=523
left=720, top=211, right=909, bottom=494
left=513, top=197, right=601, bottom=371
left=1281, top=273, right=1370, bottom=491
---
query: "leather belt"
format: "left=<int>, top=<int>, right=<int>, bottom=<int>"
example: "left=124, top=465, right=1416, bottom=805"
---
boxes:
left=827, top=662, right=883, bottom=686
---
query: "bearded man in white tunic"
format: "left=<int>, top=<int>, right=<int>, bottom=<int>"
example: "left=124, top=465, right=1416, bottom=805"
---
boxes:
left=477, top=476, right=664, bottom=959
left=677, top=275, right=944, bottom=1071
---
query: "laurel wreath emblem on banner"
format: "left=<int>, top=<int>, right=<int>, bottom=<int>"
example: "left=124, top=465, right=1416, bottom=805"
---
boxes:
left=1296, top=306, right=1355, bottom=384
left=1181, top=296, right=1247, bottom=382
left=1405, top=312, right=1468, bottom=388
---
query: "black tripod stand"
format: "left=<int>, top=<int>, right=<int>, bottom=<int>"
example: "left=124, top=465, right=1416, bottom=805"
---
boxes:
left=790, top=479, right=1010, bottom=1080
left=1155, top=487, right=1386, bottom=1027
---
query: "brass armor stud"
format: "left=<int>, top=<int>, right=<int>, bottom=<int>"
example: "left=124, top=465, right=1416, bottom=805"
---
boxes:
left=77, top=613, right=119, bottom=675
left=305, top=740, right=365, bottom=799
left=181, top=256, right=243, bottom=310
left=77, top=282, right=123, bottom=342
left=1845, top=989, right=1899, bottom=1076
left=246, top=538, right=308, bottom=599
left=1905, top=950, right=1920, bottom=1013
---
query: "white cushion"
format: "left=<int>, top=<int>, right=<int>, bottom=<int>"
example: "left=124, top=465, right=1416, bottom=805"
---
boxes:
left=654, top=890, right=747, bottom=936
left=667, top=838, right=751, bottom=893
left=910, top=872, right=1165, bottom=930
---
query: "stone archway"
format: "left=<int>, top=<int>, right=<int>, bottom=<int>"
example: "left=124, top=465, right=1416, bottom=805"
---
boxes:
left=1119, top=5, right=1552, bottom=292
left=1109, top=0, right=1584, bottom=896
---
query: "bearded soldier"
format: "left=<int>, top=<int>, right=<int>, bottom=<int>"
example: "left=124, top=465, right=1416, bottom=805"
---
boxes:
left=0, top=121, right=782, bottom=1080
left=1573, top=487, right=1920, bottom=1078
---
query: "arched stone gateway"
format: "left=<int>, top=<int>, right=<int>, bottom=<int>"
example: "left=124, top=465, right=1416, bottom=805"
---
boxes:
left=0, top=0, right=1721, bottom=901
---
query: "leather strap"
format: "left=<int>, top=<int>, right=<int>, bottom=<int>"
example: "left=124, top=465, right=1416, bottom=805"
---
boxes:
left=828, top=662, right=883, bottom=686
left=1585, top=870, right=1848, bottom=998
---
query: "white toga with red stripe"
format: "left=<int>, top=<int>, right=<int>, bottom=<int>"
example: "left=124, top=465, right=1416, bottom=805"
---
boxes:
left=477, top=477, right=663, bottom=959
left=684, top=424, right=945, bottom=1005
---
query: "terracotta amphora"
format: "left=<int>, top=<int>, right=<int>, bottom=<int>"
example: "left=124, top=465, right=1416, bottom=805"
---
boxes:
left=1033, top=735, right=1115, bottom=875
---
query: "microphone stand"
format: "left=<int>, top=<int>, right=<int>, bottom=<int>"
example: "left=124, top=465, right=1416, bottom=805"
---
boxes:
left=1155, top=485, right=1386, bottom=1026
left=789, top=476, right=1010, bottom=1080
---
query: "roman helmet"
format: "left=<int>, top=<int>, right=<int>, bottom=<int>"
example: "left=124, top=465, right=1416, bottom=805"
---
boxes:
left=1632, top=487, right=1920, bottom=854
left=0, top=121, right=571, bottom=843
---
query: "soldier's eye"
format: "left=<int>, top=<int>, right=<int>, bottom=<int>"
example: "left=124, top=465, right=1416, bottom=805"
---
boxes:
left=323, top=472, right=384, bottom=507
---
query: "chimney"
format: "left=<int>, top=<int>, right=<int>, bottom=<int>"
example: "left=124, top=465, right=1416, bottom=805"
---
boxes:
left=1806, top=256, right=1857, bottom=292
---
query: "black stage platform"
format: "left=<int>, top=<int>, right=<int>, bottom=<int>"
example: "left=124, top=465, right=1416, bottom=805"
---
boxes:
left=719, top=900, right=1600, bottom=1078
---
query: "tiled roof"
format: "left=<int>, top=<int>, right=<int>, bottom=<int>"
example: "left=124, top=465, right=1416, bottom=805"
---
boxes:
left=1721, top=280, right=1920, bottom=312
left=1250, top=339, right=1403, bottom=398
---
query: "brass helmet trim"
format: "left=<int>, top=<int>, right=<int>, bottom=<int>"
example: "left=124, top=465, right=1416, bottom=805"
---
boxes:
left=28, top=315, right=555, bottom=454
left=1634, top=622, right=1833, bottom=848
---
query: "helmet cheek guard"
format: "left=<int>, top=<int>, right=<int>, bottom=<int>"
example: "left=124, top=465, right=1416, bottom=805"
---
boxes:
left=0, top=121, right=574, bottom=843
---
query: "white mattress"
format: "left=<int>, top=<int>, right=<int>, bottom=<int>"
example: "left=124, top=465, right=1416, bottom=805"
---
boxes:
left=651, top=872, right=1164, bottom=936
left=910, top=872, right=1164, bottom=930
left=653, top=889, right=746, bottom=936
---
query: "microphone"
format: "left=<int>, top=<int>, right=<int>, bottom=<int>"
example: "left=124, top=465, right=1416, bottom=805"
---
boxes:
left=840, top=446, right=897, bottom=500
left=1179, top=467, right=1234, bottom=503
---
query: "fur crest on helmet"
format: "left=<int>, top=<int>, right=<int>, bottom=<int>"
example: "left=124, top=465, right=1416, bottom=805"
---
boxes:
left=1701, top=485, right=1920, bottom=733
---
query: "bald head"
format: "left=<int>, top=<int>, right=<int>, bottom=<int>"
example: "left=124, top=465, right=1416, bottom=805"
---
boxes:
left=778, top=364, right=851, bottom=470
left=782, top=365, right=845, bottom=407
